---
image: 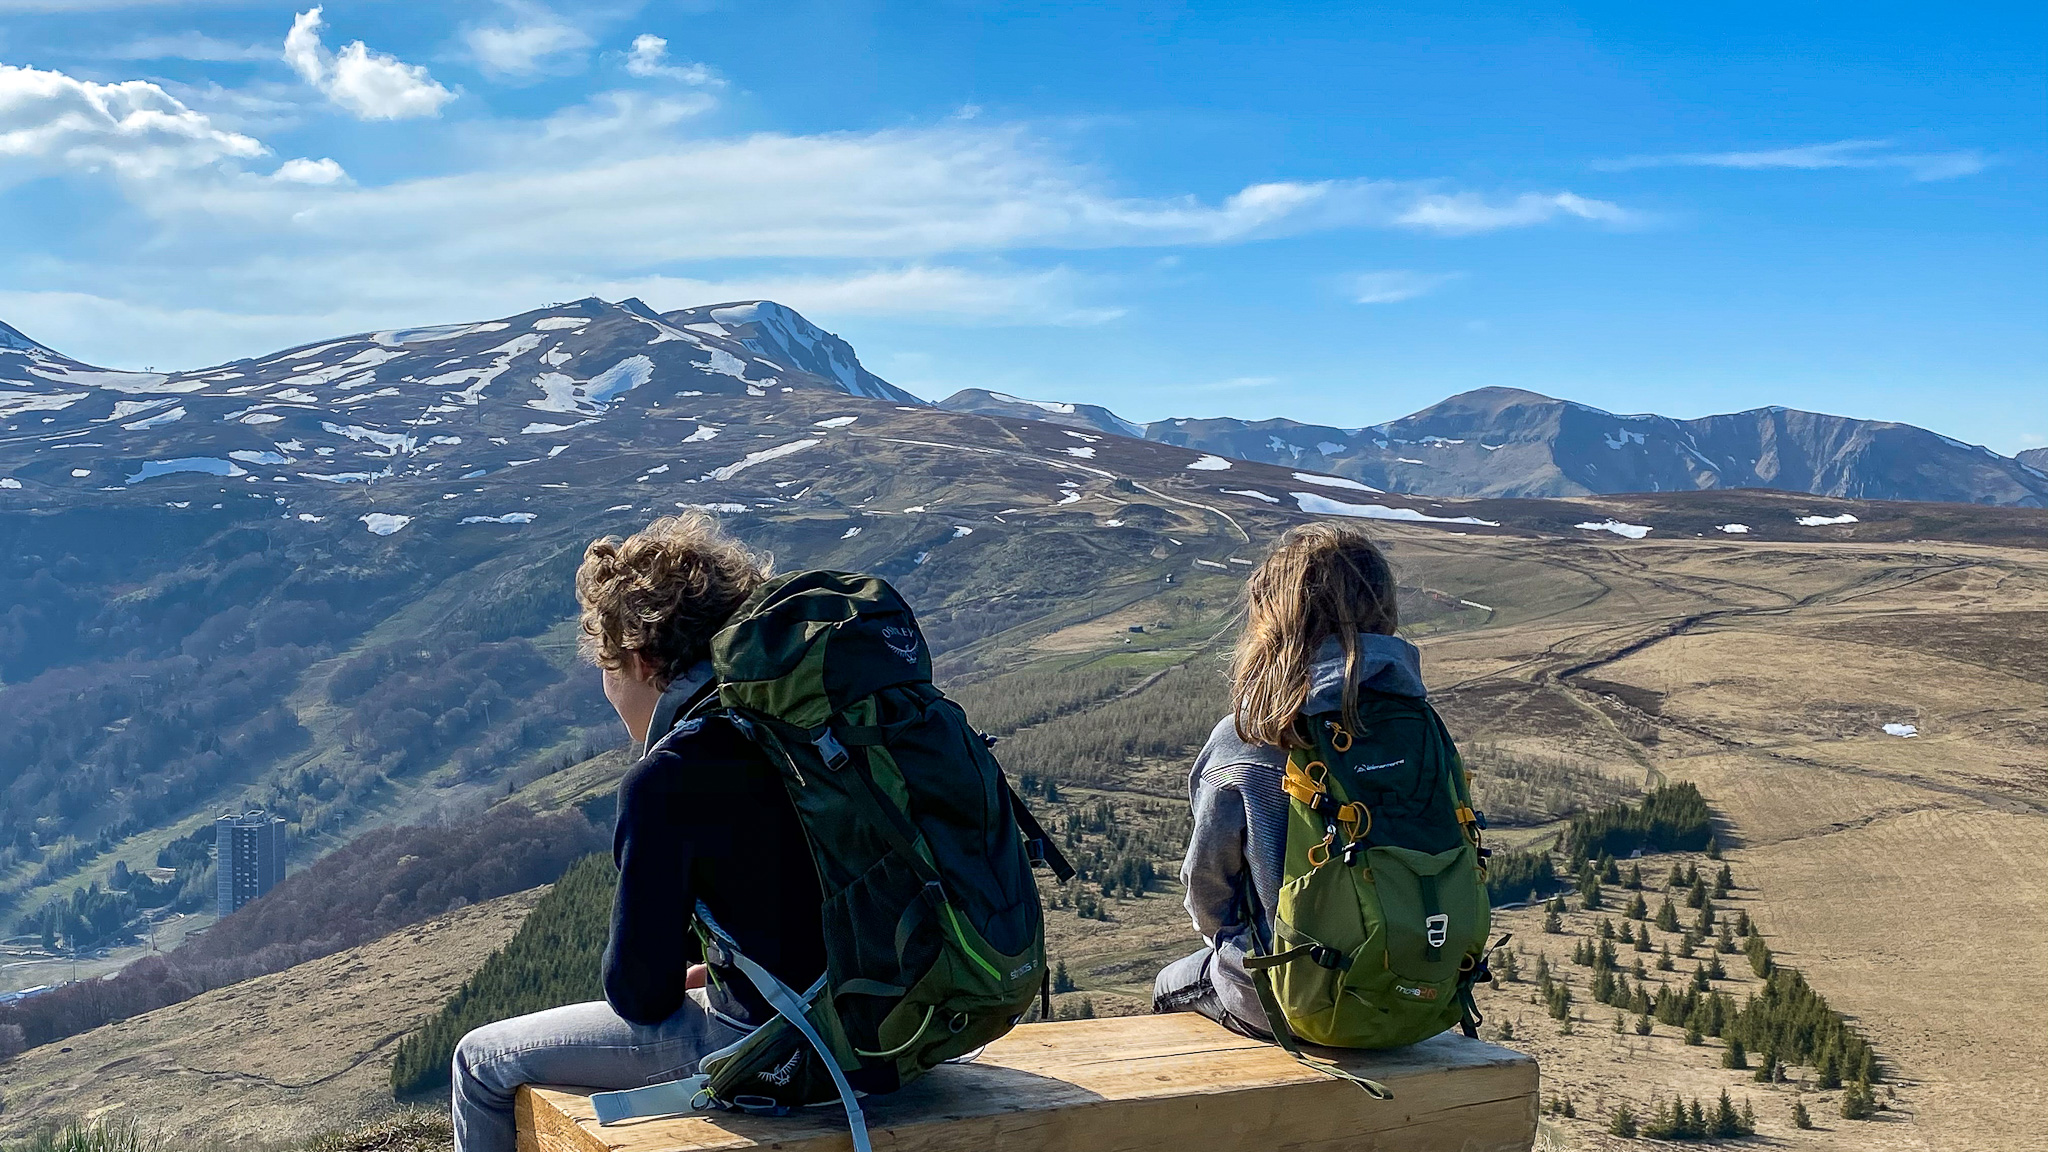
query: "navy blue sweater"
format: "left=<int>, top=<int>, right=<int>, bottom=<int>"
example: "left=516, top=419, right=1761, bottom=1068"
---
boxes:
left=602, top=684, right=825, bottom=1028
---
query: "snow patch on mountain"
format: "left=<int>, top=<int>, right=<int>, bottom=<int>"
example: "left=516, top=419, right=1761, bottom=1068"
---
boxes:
left=705, top=438, right=817, bottom=481
left=1294, top=492, right=1498, bottom=527
left=126, top=457, right=247, bottom=484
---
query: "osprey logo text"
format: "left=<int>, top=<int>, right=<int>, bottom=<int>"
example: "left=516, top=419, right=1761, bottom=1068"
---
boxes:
left=1010, top=960, right=1037, bottom=980
left=1394, top=982, right=1439, bottom=1001
left=757, top=1049, right=804, bottom=1087
left=881, top=625, right=921, bottom=664
left=1425, top=913, right=1449, bottom=948
left=1353, top=759, right=1405, bottom=774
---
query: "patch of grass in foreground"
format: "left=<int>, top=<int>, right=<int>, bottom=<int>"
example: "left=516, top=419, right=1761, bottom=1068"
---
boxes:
left=2, top=1111, right=452, bottom=1152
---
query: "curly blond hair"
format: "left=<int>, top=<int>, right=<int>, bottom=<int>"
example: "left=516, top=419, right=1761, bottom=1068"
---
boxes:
left=575, top=512, right=771, bottom=686
left=1229, top=521, right=1399, bottom=749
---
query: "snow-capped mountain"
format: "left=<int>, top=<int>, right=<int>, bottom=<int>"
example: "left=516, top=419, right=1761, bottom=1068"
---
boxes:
left=937, top=389, right=1145, bottom=438
left=943, top=386, right=2048, bottom=508
left=0, top=298, right=912, bottom=491
left=2021, top=447, right=2048, bottom=475
left=662, top=301, right=919, bottom=404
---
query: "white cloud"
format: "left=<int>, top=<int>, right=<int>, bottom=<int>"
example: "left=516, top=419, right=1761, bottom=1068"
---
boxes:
left=1349, top=270, right=1461, bottom=304
left=101, top=32, right=275, bottom=62
left=624, top=34, right=723, bottom=86
left=1598, top=139, right=1986, bottom=182
left=273, top=156, right=346, bottom=184
left=1395, top=191, right=1633, bottom=233
left=465, top=2, right=595, bottom=79
left=0, top=62, right=265, bottom=180
left=285, top=6, right=455, bottom=120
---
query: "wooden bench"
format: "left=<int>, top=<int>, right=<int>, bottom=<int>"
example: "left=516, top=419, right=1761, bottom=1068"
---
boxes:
left=515, top=1014, right=1538, bottom=1152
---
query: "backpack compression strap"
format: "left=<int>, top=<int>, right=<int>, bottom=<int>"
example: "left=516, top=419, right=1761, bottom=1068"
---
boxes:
left=589, top=904, right=873, bottom=1152
left=1234, top=875, right=1392, bottom=1101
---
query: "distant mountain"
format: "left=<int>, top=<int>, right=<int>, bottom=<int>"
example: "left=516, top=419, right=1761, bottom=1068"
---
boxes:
left=661, top=300, right=921, bottom=404
left=942, top=385, right=2048, bottom=507
left=2021, top=447, right=2048, bottom=475
left=938, top=389, right=1145, bottom=438
left=0, top=297, right=911, bottom=491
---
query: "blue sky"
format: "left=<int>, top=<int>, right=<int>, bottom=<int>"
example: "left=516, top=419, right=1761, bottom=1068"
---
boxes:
left=2, top=2, right=2041, bottom=452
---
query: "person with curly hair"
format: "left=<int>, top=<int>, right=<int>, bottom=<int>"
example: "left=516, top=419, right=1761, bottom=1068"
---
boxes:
left=450, top=513, right=825, bottom=1152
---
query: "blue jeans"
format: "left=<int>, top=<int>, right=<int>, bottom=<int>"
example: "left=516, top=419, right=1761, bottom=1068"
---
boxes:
left=1152, top=946, right=1271, bottom=1040
left=451, top=991, right=744, bottom=1152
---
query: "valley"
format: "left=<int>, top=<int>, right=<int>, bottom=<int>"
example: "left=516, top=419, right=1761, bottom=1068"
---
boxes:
left=0, top=298, right=2041, bottom=1149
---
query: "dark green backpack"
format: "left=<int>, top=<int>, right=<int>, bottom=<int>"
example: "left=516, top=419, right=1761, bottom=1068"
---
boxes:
left=1241, top=691, right=1505, bottom=1096
left=591, top=571, right=1070, bottom=1150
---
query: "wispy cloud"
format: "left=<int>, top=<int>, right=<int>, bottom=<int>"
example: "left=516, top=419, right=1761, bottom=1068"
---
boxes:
left=1598, top=139, right=1986, bottom=182
left=100, top=32, right=275, bottom=62
left=623, top=34, right=723, bottom=86
left=463, top=1, right=595, bottom=80
left=1348, top=270, right=1461, bottom=304
left=284, top=6, right=455, bottom=120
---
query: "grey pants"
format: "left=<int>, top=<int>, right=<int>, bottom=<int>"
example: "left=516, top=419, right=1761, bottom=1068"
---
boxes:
left=1151, top=946, right=1271, bottom=1040
left=451, top=990, right=744, bottom=1152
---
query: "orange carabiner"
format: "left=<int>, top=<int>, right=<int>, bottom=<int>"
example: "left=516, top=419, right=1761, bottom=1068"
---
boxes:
left=1330, top=724, right=1353, bottom=753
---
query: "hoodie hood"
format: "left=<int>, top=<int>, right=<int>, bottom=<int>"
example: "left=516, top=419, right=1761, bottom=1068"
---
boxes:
left=1304, top=632, right=1427, bottom=710
left=641, top=658, right=718, bottom=758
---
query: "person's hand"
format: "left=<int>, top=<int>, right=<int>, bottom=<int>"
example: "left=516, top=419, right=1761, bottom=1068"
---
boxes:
left=686, top=963, right=708, bottom=990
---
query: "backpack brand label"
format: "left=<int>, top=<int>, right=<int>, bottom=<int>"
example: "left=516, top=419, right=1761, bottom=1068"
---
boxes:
left=880, top=625, right=921, bottom=663
left=758, top=1049, right=804, bottom=1086
left=1394, top=983, right=1439, bottom=1001
left=1351, top=759, right=1405, bottom=774
left=1009, top=960, right=1036, bottom=980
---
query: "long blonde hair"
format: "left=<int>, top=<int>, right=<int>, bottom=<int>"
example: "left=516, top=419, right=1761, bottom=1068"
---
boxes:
left=1229, top=522, right=1399, bottom=748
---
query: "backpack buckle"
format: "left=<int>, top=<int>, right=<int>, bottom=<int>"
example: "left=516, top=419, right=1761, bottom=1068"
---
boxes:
left=1306, top=944, right=1351, bottom=971
left=812, top=728, right=850, bottom=771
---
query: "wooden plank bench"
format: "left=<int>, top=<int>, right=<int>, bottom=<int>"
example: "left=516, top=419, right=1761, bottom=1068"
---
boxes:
left=515, top=1014, right=1538, bottom=1152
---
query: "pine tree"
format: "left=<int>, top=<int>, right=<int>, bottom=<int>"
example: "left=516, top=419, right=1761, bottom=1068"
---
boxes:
left=1601, top=855, right=1621, bottom=884
left=1625, top=863, right=1643, bottom=890
left=1735, top=909, right=1752, bottom=936
left=1497, top=947, right=1521, bottom=982
left=1599, top=916, right=1615, bottom=940
left=1684, top=1023, right=1704, bottom=1045
left=1816, top=1043, right=1843, bottom=1089
left=1713, top=863, right=1734, bottom=896
left=1634, top=1013, right=1653, bottom=1035
left=1723, top=1037, right=1748, bottom=1069
left=1053, top=959, right=1076, bottom=993
left=1657, top=941, right=1675, bottom=971
left=1706, top=836, right=1722, bottom=860
left=1740, top=1099, right=1756, bottom=1136
left=1792, top=1098, right=1813, bottom=1129
left=1746, top=933, right=1773, bottom=978
left=1618, top=920, right=1636, bottom=944
left=1712, top=1090, right=1742, bottom=1138
left=1706, top=953, right=1727, bottom=981
left=1544, top=907, right=1563, bottom=933
left=1678, top=931, right=1696, bottom=959
left=1667, top=863, right=1686, bottom=889
left=1841, top=1080, right=1876, bottom=1120
left=1626, top=892, right=1649, bottom=920
left=1656, top=896, right=1680, bottom=932
left=1634, top=930, right=1653, bottom=954
left=1684, top=862, right=1700, bottom=886
left=1694, top=903, right=1715, bottom=934
left=1608, top=1103, right=1638, bottom=1138
left=1754, top=1048, right=1780, bottom=1083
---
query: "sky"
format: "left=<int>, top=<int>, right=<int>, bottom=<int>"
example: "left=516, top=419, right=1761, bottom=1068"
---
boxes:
left=1, top=2, right=2041, bottom=453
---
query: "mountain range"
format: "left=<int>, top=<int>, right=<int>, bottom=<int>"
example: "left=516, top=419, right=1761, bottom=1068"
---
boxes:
left=940, top=386, right=2048, bottom=508
left=3, top=298, right=2039, bottom=506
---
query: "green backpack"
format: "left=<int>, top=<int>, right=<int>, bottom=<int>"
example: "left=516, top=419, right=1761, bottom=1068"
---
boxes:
left=591, top=571, right=1070, bottom=1151
left=1241, top=690, right=1505, bottom=1095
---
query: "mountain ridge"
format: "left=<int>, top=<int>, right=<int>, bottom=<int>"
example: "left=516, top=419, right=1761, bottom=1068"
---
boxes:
left=944, top=384, right=2048, bottom=507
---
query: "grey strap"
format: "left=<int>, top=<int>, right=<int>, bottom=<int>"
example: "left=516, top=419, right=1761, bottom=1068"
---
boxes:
left=592, top=1075, right=708, bottom=1125
left=725, top=948, right=871, bottom=1152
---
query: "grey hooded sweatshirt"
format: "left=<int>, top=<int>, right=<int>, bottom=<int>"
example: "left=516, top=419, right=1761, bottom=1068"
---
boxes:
left=1179, top=632, right=1429, bottom=1029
